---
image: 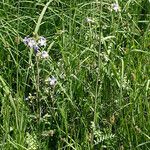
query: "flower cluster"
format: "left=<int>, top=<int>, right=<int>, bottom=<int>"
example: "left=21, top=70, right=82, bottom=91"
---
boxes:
left=23, top=36, right=46, bottom=53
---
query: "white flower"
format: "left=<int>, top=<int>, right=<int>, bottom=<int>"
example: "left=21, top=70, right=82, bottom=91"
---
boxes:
left=23, top=36, right=37, bottom=49
left=28, top=38, right=36, bottom=48
left=112, top=3, right=119, bottom=12
left=41, top=51, right=49, bottom=58
left=46, top=77, right=57, bottom=86
left=86, top=17, right=95, bottom=23
left=38, top=36, right=46, bottom=47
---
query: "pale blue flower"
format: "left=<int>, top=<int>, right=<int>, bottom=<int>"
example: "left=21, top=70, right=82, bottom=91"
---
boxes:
left=33, top=45, right=39, bottom=53
left=27, top=38, right=36, bottom=48
left=23, top=36, right=29, bottom=45
left=38, top=36, right=46, bottom=47
left=41, top=51, right=49, bottom=58
left=23, top=36, right=47, bottom=53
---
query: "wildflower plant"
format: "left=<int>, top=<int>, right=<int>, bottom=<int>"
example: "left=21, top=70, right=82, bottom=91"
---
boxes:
left=22, top=1, right=54, bottom=127
left=22, top=34, right=56, bottom=126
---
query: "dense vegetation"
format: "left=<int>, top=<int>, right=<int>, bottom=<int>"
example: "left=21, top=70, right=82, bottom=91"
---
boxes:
left=0, top=0, right=150, bottom=149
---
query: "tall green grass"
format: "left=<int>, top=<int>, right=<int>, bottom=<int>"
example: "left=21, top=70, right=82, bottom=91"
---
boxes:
left=0, top=0, right=150, bottom=149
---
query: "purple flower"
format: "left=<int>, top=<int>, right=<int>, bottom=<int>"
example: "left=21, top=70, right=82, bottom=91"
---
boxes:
left=38, top=36, right=46, bottom=47
left=23, top=36, right=37, bottom=49
left=23, top=36, right=47, bottom=52
left=27, top=38, right=36, bottom=48
left=23, top=36, right=29, bottom=45
left=33, top=45, right=39, bottom=53
left=41, top=51, right=49, bottom=58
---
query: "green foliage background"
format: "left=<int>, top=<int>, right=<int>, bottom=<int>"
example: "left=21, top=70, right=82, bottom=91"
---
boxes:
left=0, top=0, right=150, bottom=149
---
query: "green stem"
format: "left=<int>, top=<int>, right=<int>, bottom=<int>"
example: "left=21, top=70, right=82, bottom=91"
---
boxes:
left=94, top=0, right=102, bottom=126
left=35, top=56, right=40, bottom=121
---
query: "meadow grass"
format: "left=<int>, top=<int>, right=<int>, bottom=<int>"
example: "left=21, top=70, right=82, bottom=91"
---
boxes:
left=0, top=0, right=150, bottom=149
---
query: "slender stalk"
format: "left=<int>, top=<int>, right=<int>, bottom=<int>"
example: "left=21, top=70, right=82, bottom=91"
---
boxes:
left=94, top=0, right=102, bottom=126
left=16, top=0, right=20, bottom=94
left=35, top=56, right=40, bottom=121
